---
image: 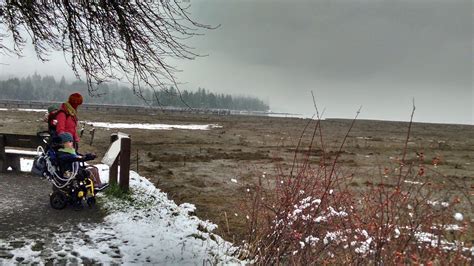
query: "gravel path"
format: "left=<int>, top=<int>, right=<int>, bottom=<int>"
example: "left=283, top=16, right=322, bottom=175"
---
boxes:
left=0, top=172, right=106, bottom=263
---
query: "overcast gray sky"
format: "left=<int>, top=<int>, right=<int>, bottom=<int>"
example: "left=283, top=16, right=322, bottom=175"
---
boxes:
left=1, top=0, right=472, bottom=124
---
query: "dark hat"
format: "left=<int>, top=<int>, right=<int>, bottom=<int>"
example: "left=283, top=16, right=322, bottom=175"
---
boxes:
left=59, top=132, right=74, bottom=143
left=47, top=103, right=60, bottom=113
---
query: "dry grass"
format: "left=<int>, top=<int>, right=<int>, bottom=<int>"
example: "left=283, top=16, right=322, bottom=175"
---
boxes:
left=0, top=109, right=472, bottom=248
left=238, top=110, right=472, bottom=264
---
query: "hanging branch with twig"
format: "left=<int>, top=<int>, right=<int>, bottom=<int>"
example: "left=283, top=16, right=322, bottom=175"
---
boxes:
left=0, top=1, right=215, bottom=100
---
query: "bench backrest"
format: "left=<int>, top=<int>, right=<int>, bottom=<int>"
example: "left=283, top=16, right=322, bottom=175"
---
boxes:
left=0, top=133, right=46, bottom=172
left=0, top=134, right=46, bottom=149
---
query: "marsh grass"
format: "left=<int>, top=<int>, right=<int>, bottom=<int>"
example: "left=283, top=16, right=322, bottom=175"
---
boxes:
left=239, top=104, right=472, bottom=264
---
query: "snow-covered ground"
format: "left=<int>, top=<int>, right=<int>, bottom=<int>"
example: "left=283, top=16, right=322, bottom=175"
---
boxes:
left=0, top=108, right=47, bottom=112
left=0, top=108, right=222, bottom=131
left=85, top=121, right=222, bottom=131
left=1, top=159, right=242, bottom=265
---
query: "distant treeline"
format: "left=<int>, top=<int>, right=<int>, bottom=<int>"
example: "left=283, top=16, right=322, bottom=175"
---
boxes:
left=0, top=74, right=269, bottom=111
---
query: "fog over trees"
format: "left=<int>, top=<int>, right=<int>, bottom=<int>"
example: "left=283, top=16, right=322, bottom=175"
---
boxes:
left=0, top=1, right=211, bottom=97
left=0, top=74, right=269, bottom=111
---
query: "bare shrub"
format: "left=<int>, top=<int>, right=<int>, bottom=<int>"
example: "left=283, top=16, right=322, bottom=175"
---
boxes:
left=239, top=106, right=471, bottom=264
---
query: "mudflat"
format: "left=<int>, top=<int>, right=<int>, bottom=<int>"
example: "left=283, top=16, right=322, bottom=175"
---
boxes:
left=1, top=109, right=472, bottom=242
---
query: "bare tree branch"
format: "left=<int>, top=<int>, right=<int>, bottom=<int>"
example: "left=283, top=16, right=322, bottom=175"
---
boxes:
left=0, top=1, right=214, bottom=99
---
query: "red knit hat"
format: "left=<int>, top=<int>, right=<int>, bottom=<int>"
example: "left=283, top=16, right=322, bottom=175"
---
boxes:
left=68, top=93, right=83, bottom=108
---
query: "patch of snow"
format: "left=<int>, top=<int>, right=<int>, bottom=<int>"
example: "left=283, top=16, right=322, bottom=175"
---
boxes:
left=7, top=160, right=242, bottom=264
left=394, top=228, right=400, bottom=238
left=354, top=237, right=372, bottom=255
left=85, top=121, right=222, bottom=131
left=299, top=241, right=305, bottom=249
left=432, top=224, right=463, bottom=231
left=427, top=200, right=450, bottom=207
left=414, top=231, right=440, bottom=248
left=314, top=216, right=326, bottom=223
left=230, top=178, right=238, bottom=183
left=0, top=108, right=47, bottom=112
left=17, top=108, right=48, bottom=112
left=454, top=213, right=463, bottom=221
left=404, top=180, right=423, bottom=185
left=9, top=242, right=42, bottom=263
left=300, top=196, right=312, bottom=204
left=304, top=236, right=320, bottom=246
left=327, top=207, right=348, bottom=218
left=312, top=199, right=321, bottom=205
left=323, top=232, right=338, bottom=245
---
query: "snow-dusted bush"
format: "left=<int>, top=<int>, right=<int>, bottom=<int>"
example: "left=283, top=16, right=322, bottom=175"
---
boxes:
left=240, top=111, right=471, bottom=264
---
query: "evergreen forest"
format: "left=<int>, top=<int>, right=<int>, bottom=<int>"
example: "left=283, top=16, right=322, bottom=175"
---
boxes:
left=0, top=74, right=269, bottom=111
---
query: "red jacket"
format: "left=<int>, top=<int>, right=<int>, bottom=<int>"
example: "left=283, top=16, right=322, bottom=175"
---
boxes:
left=56, top=103, right=80, bottom=143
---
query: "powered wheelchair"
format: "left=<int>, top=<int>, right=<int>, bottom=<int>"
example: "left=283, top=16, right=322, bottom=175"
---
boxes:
left=32, top=132, right=103, bottom=210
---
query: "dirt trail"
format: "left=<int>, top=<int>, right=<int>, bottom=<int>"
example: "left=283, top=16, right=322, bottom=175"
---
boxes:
left=0, top=172, right=105, bottom=261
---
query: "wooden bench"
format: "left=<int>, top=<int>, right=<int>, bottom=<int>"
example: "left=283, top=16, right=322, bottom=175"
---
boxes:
left=0, top=133, right=46, bottom=173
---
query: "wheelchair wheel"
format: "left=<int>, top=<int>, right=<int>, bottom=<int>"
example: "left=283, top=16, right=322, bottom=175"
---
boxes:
left=50, top=191, right=67, bottom=210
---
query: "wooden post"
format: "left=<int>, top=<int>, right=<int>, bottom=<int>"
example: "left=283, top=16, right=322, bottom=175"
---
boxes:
left=8, top=154, right=21, bottom=172
left=136, top=149, right=139, bottom=173
left=119, top=137, right=131, bottom=192
left=109, top=133, right=119, bottom=185
left=89, top=128, right=95, bottom=146
left=0, top=135, right=6, bottom=172
left=80, top=125, right=85, bottom=138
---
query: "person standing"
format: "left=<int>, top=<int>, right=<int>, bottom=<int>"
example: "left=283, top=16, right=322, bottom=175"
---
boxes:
left=56, top=93, right=83, bottom=151
left=55, top=93, right=107, bottom=192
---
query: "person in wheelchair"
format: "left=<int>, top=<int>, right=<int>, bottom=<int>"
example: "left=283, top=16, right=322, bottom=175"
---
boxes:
left=46, top=132, right=109, bottom=209
left=56, top=133, right=108, bottom=191
left=32, top=132, right=109, bottom=209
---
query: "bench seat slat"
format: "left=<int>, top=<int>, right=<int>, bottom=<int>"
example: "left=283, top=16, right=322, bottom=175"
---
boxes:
left=5, top=149, right=39, bottom=156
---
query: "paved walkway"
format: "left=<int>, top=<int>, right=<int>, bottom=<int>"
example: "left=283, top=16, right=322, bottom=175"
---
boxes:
left=0, top=172, right=106, bottom=263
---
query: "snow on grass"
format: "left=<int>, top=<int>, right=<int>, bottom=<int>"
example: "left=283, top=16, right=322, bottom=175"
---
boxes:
left=6, top=160, right=242, bottom=264
left=92, top=164, right=241, bottom=264
left=0, top=108, right=47, bottom=112
left=17, top=108, right=48, bottom=112
left=454, top=213, right=464, bottom=221
left=427, top=200, right=450, bottom=207
left=403, top=180, right=423, bottom=185
left=84, top=121, right=222, bottom=130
